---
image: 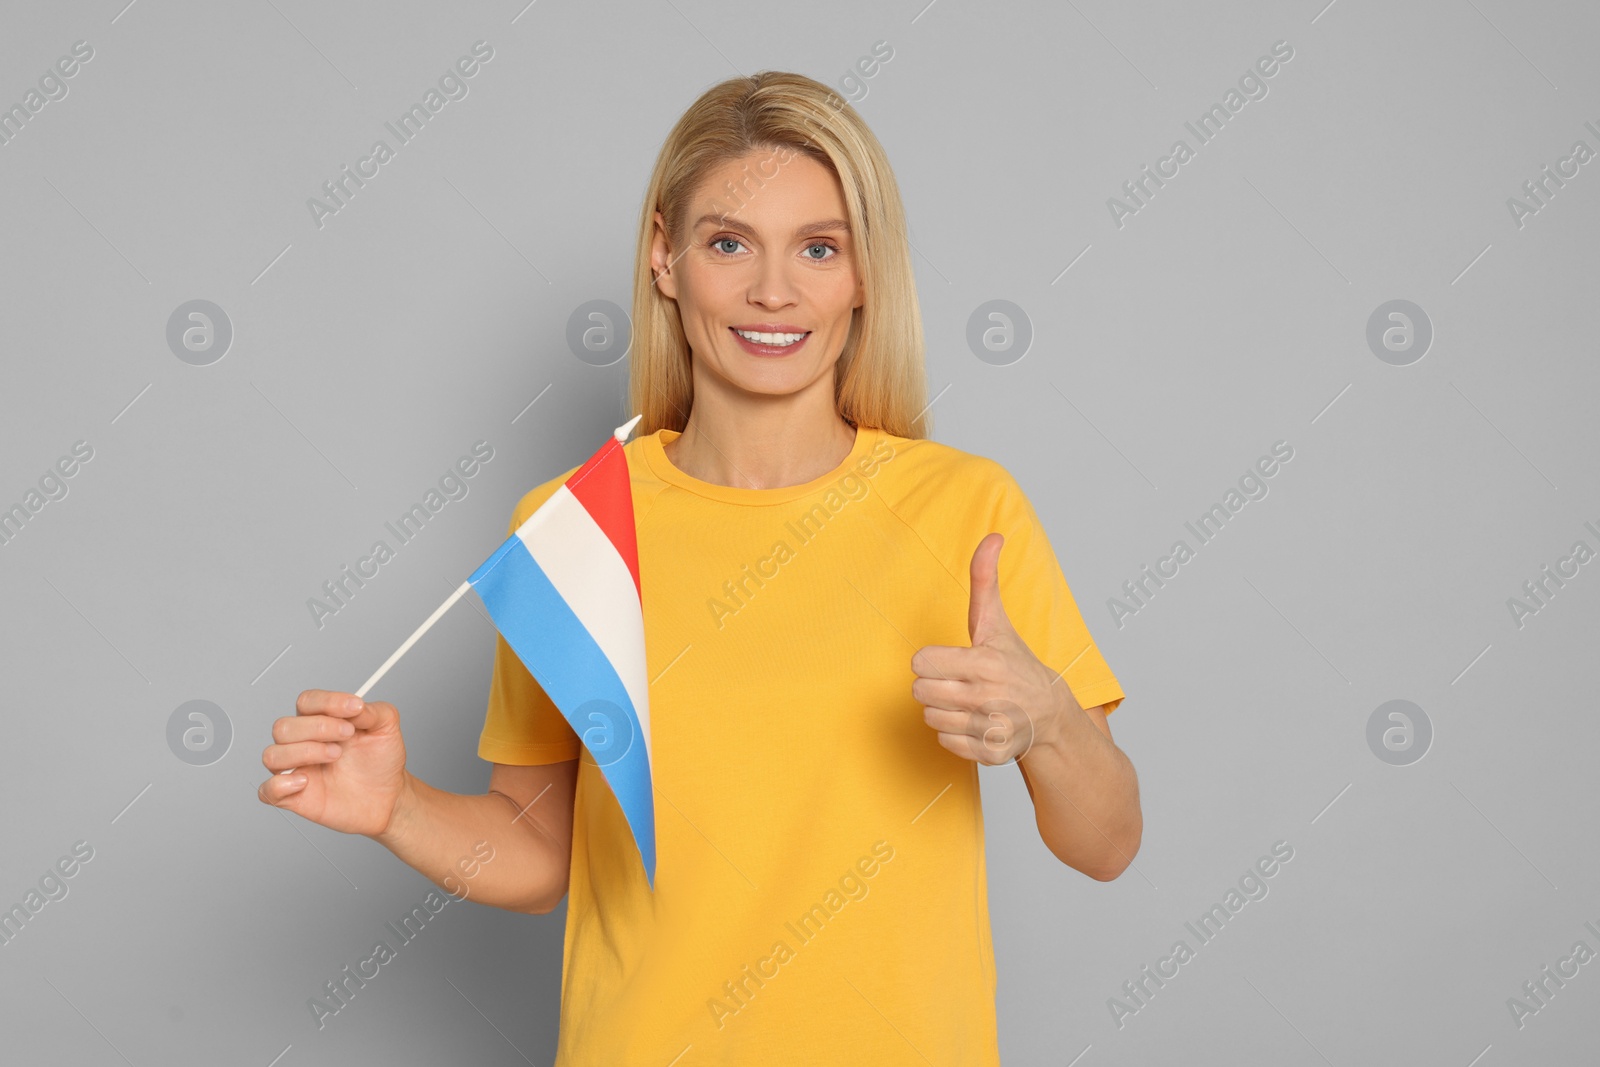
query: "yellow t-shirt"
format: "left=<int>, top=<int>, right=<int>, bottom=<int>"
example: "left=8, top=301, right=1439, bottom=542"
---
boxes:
left=479, top=423, right=1125, bottom=1065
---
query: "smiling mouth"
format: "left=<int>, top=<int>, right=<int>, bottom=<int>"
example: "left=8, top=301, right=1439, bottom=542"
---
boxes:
left=729, top=327, right=811, bottom=356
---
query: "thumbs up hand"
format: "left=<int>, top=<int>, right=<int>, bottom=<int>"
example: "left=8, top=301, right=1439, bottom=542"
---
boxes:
left=911, top=533, right=1082, bottom=766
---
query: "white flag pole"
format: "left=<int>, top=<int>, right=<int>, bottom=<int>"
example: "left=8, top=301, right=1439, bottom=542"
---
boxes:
left=349, top=414, right=641, bottom=700
left=277, top=413, right=644, bottom=776
left=353, top=580, right=474, bottom=699
left=278, top=579, right=472, bottom=777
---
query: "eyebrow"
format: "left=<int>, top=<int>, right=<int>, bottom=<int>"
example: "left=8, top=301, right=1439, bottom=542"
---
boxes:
left=692, top=214, right=851, bottom=239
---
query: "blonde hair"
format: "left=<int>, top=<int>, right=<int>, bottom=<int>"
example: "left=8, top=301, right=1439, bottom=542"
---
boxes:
left=627, top=71, right=930, bottom=439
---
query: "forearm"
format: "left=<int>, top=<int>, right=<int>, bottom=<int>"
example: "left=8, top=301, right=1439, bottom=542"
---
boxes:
left=1017, top=704, right=1142, bottom=880
left=371, top=772, right=568, bottom=914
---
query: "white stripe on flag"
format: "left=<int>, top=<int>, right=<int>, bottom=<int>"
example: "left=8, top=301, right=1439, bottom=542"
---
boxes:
left=517, top=485, right=652, bottom=758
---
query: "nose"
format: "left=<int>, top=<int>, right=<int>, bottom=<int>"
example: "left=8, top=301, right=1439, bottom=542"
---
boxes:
left=746, top=251, right=800, bottom=310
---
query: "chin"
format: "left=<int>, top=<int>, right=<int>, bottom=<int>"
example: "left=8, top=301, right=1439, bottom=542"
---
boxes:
left=732, top=374, right=810, bottom=397
left=714, top=351, right=814, bottom=383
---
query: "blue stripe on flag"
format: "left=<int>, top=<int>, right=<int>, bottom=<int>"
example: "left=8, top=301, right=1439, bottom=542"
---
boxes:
left=468, top=534, right=656, bottom=885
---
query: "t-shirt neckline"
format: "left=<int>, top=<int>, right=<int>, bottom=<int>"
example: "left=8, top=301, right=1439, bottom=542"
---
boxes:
left=641, top=423, right=879, bottom=505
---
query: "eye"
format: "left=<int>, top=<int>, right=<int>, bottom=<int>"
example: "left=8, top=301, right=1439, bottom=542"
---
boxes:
left=804, top=241, right=840, bottom=261
left=710, top=236, right=747, bottom=256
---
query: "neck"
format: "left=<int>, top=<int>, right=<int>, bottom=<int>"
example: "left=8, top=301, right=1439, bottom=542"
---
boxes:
left=664, top=402, right=857, bottom=489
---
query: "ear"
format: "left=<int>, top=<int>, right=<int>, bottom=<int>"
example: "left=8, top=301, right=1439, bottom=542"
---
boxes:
left=650, top=210, right=678, bottom=299
left=853, top=270, right=865, bottom=310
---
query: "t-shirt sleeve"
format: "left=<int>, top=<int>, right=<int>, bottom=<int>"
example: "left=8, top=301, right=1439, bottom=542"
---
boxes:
left=477, top=482, right=583, bottom=765
left=987, top=466, right=1125, bottom=715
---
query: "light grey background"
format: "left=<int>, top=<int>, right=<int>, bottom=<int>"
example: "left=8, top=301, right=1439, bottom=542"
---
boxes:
left=2, top=0, right=1596, bottom=1063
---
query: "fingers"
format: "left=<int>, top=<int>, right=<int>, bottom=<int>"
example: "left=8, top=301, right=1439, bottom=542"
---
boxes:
left=262, top=739, right=344, bottom=774
left=296, top=689, right=372, bottom=721
left=924, top=704, right=1031, bottom=765
left=273, top=714, right=355, bottom=745
left=258, top=771, right=308, bottom=805
left=923, top=705, right=981, bottom=739
left=911, top=645, right=994, bottom=684
left=294, top=689, right=389, bottom=731
left=911, top=675, right=970, bottom=709
left=933, top=726, right=1013, bottom=766
left=258, top=690, right=389, bottom=809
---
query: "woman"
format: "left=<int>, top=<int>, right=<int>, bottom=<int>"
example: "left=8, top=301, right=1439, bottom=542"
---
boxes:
left=259, top=71, right=1141, bottom=1064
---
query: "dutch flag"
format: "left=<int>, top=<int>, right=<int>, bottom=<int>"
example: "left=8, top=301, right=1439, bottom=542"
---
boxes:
left=466, top=414, right=655, bottom=887
left=334, top=415, right=656, bottom=887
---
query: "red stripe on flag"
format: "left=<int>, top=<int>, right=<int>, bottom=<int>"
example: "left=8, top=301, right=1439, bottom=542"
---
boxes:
left=564, top=438, right=642, bottom=599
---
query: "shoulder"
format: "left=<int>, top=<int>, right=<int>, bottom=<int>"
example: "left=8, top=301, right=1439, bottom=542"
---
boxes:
left=871, top=429, right=1027, bottom=519
left=503, top=462, right=581, bottom=534
left=501, top=433, right=663, bottom=535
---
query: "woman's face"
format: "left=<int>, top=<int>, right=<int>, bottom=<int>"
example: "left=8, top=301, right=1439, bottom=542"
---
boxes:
left=651, top=148, right=864, bottom=404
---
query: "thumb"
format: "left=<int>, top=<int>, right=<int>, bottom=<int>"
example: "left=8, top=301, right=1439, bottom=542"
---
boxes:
left=968, top=532, right=1014, bottom=646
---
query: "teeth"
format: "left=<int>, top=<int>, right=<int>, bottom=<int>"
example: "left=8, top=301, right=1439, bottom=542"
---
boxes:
left=735, top=329, right=806, bottom=345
